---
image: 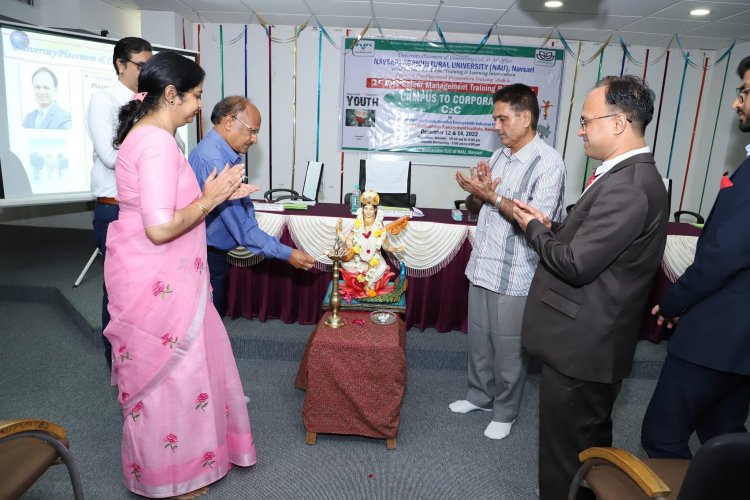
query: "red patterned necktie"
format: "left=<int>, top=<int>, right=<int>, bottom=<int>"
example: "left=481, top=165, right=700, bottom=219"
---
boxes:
left=585, top=171, right=600, bottom=188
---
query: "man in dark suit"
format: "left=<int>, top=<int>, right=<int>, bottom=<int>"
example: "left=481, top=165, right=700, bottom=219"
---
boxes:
left=22, top=67, right=71, bottom=129
left=641, top=56, right=750, bottom=459
left=512, top=75, right=669, bottom=499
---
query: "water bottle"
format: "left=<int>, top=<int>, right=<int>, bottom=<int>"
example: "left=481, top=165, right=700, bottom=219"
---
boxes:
left=351, top=184, right=360, bottom=213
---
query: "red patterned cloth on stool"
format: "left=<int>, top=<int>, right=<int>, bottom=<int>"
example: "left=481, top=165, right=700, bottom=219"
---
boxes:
left=295, top=311, right=407, bottom=440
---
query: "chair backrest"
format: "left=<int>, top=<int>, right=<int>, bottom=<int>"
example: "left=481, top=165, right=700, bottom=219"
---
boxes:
left=677, top=433, right=750, bottom=500
left=663, top=178, right=672, bottom=207
left=301, top=161, right=324, bottom=202
left=359, top=159, right=413, bottom=207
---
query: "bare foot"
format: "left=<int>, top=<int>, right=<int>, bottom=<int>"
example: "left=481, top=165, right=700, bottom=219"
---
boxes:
left=172, top=486, right=209, bottom=499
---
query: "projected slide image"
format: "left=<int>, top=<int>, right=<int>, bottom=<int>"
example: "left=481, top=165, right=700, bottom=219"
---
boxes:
left=25, top=138, right=79, bottom=194
left=21, top=65, right=72, bottom=129
left=0, top=23, right=198, bottom=204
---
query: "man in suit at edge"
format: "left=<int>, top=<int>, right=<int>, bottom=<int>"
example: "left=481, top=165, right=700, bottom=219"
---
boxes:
left=641, top=55, right=750, bottom=460
left=511, top=75, right=668, bottom=499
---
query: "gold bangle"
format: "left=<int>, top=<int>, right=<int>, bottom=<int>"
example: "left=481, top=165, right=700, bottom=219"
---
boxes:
left=192, top=201, right=209, bottom=217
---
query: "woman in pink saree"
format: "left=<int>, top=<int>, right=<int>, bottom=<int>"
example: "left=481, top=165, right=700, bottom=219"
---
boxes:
left=105, top=52, right=257, bottom=499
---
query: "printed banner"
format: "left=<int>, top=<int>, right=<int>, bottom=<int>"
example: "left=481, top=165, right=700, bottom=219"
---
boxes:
left=340, top=38, right=565, bottom=157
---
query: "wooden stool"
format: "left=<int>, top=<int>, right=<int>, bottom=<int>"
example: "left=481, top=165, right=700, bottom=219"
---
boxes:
left=295, top=311, right=407, bottom=450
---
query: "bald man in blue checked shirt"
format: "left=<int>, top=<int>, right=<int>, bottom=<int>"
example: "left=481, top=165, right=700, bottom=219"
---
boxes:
left=189, top=96, right=316, bottom=316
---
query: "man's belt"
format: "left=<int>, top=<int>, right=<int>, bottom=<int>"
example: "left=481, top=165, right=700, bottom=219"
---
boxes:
left=96, top=197, right=119, bottom=205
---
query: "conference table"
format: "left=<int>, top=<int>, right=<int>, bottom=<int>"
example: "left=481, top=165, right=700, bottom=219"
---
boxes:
left=225, top=204, right=700, bottom=341
left=225, top=203, right=475, bottom=333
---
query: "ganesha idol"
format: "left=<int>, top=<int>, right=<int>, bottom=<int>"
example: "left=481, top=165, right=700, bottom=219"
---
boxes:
left=334, top=190, right=408, bottom=300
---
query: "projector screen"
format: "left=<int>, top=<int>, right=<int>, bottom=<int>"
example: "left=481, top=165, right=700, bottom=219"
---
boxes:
left=0, top=22, right=199, bottom=207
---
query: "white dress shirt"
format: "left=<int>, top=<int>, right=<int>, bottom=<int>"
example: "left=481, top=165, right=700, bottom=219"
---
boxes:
left=581, top=146, right=651, bottom=195
left=86, top=80, right=133, bottom=197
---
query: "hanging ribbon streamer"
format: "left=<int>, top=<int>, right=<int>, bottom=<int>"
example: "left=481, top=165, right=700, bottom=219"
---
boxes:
left=219, top=25, right=224, bottom=99
left=553, top=28, right=611, bottom=67
left=562, top=42, right=582, bottom=161
left=243, top=25, right=248, bottom=98
left=291, top=26, right=298, bottom=190
left=666, top=54, right=690, bottom=178
left=242, top=7, right=309, bottom=44
left=551, top=28, right=576, bottom=58
left=369, top=0, right=385, bottom=37
left=652, top=50, right=670, bottom=153
left=618, top=32, right=642, bottom=67
left=316, top=29, right=322, bottom=162
left=582, top=32, right=613, bottom=66
left=267, top=25, right=273, bottom=188
left=302, top=0, right=339, bottom=49
left=581, top=44, right=607, bottom=191
left=339, top=151, right=345, bottom=203
left=619, top=43, right=627, bottom=76
left=473, top=25, right=494, bottom=53
left=349, top=19, right=372, bottom=51
left=195, top=11, right=248, bottom=45
left=197, top=23, right=203, bottom=139
left=181, top=18, right=186, bottom=49
left=421, top=0, right=444, bottom=40
left=674, top=35, right=697, bottom=69
left=651, top=35, right=673, bottom=65
left=675, top=34, right=735, bottom=70
left=699, top=52, right=733, bottom=213
left=435, top=22, right=451, bottom=51
left=426, top=0, right=517, bottom=53
left=679, top=56, right=709, bottom=210
left=642, top=48, right=650, bottom=80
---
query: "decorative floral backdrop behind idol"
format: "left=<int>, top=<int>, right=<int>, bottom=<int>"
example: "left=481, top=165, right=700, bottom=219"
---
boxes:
left=339, top=38, right=565, bottom=157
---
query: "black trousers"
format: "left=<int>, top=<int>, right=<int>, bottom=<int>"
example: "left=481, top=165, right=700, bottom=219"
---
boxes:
left=206, top=247, right=229, bottom=317
left=539, top=363, right=622, bottom=500
left=92, top=201, right=119, bottom=369
left=641, top=353, right=750, bottom=459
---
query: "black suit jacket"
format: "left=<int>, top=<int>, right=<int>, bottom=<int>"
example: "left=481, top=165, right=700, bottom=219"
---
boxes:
left=661, top=155, right=750, bottom=376
left=522, top=153, right=668, bottom=383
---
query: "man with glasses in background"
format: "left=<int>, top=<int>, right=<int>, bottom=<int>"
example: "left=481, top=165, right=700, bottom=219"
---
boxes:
left=85, top=36, right=152, bottom=369
left=511, top=75, right=668, bottom=499
left=189, top=96, right=316, bottom=317
left=641, top=55, right=750, bottom=461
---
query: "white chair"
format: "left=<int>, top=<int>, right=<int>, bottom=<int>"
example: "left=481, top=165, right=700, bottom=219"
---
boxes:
left=358, top=159, right=414, bottom=207
left=264, top=161, right=324, bottom=203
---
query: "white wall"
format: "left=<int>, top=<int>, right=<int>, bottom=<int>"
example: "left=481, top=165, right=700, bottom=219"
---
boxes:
left=2, top=7, right=747, bottom=225
left=187, top=20, right=743, bottom=214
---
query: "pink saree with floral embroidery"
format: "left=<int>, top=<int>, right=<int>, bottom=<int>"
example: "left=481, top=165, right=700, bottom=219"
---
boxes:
left=104, top=126, right=256, bottom=498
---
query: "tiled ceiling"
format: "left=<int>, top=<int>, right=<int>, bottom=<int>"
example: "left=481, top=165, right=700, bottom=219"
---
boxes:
left=104, top=0, right=750, bottom=49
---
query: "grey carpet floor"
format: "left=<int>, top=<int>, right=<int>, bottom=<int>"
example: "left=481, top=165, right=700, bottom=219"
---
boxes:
left=0, top=223, right=720, bottom=500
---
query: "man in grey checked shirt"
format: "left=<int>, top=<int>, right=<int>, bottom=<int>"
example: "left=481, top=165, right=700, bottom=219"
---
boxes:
left=452, top=83, right=566, bottom=440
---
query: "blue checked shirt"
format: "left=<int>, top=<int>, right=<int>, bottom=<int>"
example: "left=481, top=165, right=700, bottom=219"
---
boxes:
left=188, top=129, right=292, bottom=260
left=465, top=134, right=566, bottom=295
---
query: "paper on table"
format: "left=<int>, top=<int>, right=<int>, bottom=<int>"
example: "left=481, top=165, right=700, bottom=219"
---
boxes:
left=280, top=203, right=309, bottom=210
left=253, top=202, right=285, bottom=212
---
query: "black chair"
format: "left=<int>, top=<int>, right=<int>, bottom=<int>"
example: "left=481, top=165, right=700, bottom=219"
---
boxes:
left=345, top=192, right=416, bottom=207
left=358, top=159, right=414, bottom=207
left=568, top=432, right=750, bottom=499
left=0, top=419, right=84, bottom=499
left=674, top=210, right=705, bottom=224
left=264, top=161, right=324, bottom=202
